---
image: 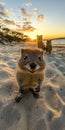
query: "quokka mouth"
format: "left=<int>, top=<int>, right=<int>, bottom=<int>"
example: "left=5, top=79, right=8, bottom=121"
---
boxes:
left=25, top=64, right=40, bottom=73
left=29, top=69, right=36, bottom=73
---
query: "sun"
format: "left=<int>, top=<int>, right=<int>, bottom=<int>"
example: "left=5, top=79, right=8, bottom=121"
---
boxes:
left=29, top=34, right=36, bottom=40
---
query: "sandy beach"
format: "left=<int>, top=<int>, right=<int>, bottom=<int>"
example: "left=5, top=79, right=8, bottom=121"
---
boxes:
left=0, top=43, right=65, bottom=130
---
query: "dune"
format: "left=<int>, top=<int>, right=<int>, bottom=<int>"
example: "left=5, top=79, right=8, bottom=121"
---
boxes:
left=0, top=43, right=65, bottom=130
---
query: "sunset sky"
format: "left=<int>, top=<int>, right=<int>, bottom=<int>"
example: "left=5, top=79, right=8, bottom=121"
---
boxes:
left=0, top=0, right=65, bottom=39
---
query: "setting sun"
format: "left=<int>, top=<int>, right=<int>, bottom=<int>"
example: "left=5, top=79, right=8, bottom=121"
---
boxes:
left=29, top=34, right=36, bottom=40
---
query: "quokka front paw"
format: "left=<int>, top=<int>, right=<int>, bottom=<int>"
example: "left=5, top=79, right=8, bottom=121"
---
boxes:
left=35, top=85, right=40, bottom=92
left=15, top=93, right=24, bottom=103
left=33, top=92, right=39, bottom=98
left=19, top=88, right=24, bottom=93
left=30, top=89, right=39, bottom=98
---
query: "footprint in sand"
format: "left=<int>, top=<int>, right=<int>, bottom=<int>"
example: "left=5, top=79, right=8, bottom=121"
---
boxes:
left=7, top=60, right=16, bottom=70
left=0, top=70, right=10, bottom=80
left=34, top=118, right=47, bottom=130
left=45, top=68, right=56, bottom=78
left=45, top=110, right=54, bottom=123
left=56, top=85, right=65, bottom=103
left=0, top=56, right=10, bottom=62
left=58, top=66, right=65, bottom=75
left=44, top=84, right=62, bottom=111
left=54, top=62, right=59, bottom=67
left=0, top=100, right=3, bottom=111
left=0, top=79, right=18, bottom=98
left=49, top=106, right=65, bottom=130
left=0, top=105, right=21, bottom=130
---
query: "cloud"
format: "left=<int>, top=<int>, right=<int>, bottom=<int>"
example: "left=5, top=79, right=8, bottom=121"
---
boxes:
left=22, top=17, right=32, bottom=22
left=22, top=25, right=35, bottom=32
left=0, top=19, right=18, bottom=30
left=38, top=14, right=44, bottom=21
left=34, top=8, right=39, bottom=14
left=0, top=2, right=10, bottom=18
left=0, top=12, right=9, bottom=17
left=23, top=21, right=32, bottom=26
left=17, top=19, right=35, bottom=32
left=21, top=8, right=32, bottom=16
left=0, top=17, right=3, bottom=25
left=22, top=20, right=35, bottom=32
left=0, top=2, right=4, bottom=5
left=34, top=8, right=44, bottom=21
left=4, top=19, right=15, bottom=25
left=0, top=2, right=5, bottom=11
left=16, top=24, right=22, bottom=28
left=25, top=2, right=32, bottom=7
left=0, top=19, right=15, bottom=28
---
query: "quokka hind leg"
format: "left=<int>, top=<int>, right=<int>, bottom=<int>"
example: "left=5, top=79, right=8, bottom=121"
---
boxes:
left=15, top=93, right=24, bottom=103
left=30, top=87, right=40, bottom=98
left=35, top=85, right=40, bottom=92
left=15, top=82, right=24, bottom=103
left=31, top=90, right=39, bottom=98
left=49, top=49, right=52, bottom=54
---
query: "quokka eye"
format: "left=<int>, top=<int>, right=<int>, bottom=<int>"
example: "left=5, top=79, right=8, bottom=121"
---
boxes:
left=38, top=56, right=41, bottom=61
left=24, top=55, right=28, bottom=60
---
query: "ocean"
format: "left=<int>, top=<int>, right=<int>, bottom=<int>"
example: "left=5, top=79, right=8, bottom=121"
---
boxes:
left=52, top=39, right=65, bottom=45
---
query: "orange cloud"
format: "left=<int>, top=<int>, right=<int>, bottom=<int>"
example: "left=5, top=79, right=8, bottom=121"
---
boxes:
left=22, top=20, right=35, bottom=32
left=38, top=14, right=44, bottom=21
left=22, top=25, right=35, bottom=32
left=4, top=19, right=15, bottom=25
left=21, top=8, right=32, bottom=16
left=0, top=12, right=9, bottom=17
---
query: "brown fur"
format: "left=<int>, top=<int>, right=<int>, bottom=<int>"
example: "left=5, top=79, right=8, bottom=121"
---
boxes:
left=16, top=48, right=45, bottom=92
left=46, top=40, right=52, bottom=54
left=37, top=35, right=45, bottom=50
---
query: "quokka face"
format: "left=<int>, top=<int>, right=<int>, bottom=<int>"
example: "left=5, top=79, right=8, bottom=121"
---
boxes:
left=37, top=35, right=43, bottom=43
left=18, top=48, right=45, bottom=73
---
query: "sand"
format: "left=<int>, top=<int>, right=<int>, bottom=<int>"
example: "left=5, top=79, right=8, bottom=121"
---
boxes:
left=0, top=43, right=65, bottom=130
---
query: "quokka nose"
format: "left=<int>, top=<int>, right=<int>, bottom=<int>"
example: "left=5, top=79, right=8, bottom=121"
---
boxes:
left=30, top=63, right=36, bottom=69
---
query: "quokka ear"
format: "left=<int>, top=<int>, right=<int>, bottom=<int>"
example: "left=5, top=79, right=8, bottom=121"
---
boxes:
left=41, top=35, right=43, bottom=37
left=21, top=48, right=24, bottom=55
